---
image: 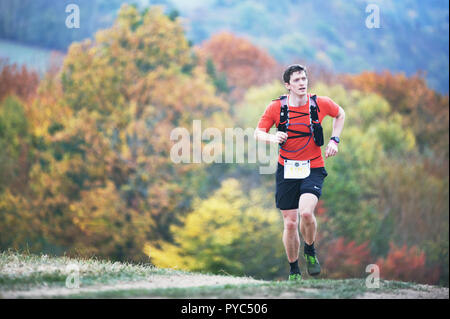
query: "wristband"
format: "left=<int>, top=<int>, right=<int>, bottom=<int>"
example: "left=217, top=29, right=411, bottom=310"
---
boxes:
left=330, top=136, right=340, bottom=144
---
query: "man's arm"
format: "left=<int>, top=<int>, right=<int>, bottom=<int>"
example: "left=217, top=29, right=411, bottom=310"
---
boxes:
left=254, top=128, right=288, bottom=144
left=325, top=106, right=345, bottom=158
left=254, top=100, right=288, bottom=144
left=331, top=106, right=345, bottom=138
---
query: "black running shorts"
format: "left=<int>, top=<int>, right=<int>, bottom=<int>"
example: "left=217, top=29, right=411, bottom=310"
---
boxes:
left=275, top=162, right=328, bottom=210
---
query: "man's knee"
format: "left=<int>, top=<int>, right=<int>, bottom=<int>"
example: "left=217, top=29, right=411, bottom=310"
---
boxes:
left=299, top=210, right=315, bottom=224
left=284, top=219, right=298, bottom=232
left=282, top=210, right=298, bottom=232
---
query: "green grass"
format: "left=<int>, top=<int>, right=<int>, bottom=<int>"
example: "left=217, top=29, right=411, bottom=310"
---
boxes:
left=53, top=278, right=424, bottom=299
left=0, top=251, right=445, bottom=299
left=0, top=250, right=188, bottom=291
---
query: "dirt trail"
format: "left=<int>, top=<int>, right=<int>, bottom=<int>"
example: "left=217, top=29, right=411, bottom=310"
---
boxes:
left=357, top=284, right=449, bottom=299
left=1, top=273, right=265, bottom=298
left=2, top=275, right=448, bottom=299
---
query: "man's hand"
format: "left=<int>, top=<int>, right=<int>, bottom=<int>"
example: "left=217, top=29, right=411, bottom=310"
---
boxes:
left=272, top=131, right=288, bottom=144
left=325, top=140, right=338, bottom=158
left=254, top=129, right=288, bottom=144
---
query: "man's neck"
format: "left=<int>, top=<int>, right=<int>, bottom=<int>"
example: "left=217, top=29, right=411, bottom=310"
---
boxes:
left=288, top=92, right=308, bottom=106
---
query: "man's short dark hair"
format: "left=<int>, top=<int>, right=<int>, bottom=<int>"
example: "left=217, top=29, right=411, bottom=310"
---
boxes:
left=283, top=64, right=308, bottom=84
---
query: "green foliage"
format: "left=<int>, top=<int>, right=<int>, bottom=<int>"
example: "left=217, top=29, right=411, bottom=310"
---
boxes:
left=206, top=58, right=229, bottom=94
left=0, top=96, right=31, bottom=192
left=0, top=96, right=28, bottom=149
left=234, top=80, right=285, bottom=128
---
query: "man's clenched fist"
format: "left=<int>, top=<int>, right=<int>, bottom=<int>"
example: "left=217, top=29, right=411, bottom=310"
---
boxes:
left=325, top=140, right=338, bottom=158
left=273, top=132, right=288, bottom=144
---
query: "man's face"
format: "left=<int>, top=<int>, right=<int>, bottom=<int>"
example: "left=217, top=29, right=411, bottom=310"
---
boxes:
left=285, top=71, right=308, bottom=96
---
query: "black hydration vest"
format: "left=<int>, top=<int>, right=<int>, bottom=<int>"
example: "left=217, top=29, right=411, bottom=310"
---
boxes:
left=275, top=95, right=324, bottom=160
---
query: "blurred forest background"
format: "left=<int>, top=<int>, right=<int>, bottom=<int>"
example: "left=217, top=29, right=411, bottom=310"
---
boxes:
left=0, top=1, right=448, bottom=286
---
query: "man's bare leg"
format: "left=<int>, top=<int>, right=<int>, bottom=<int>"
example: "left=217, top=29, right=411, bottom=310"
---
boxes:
left=299, top=193, right=318, bottom=245
left=299, top=193, right=321, bottom=276
left=281, top=209, right=300, bottom=263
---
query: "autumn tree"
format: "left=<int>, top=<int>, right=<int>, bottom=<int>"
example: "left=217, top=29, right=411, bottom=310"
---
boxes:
left=376, top=243, right=440, bottom=285
left=0, top=58, right=39, bottom=103
left=195, top=31, right=280, bottom=101
left=0, top=61, right=40, bottom=193
left=342, top=71, right=449, bottom=159
left=0, top=97, right=33, bottom=194
left=1, top=4, right=231, bottom=262
left=340, top=71, right=449, bottom=285
left=148, top=178, right=286, bottom=279
left=320, top=237, right=373, bottom=279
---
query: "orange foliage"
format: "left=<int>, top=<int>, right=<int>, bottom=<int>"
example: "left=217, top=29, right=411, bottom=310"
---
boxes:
left=0, top=58, right=39, bottom=103
left=195, top=31, right=280, bottom=100
left=342, top=70, right=445, bottom=116
left=376, top=242, right=440, bottom=285
left=321, top=237, right=373, bottom=278
left=342, top=70, right=449, bottom=159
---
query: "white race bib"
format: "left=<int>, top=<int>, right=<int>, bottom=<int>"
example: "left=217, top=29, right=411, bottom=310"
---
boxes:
left=284, top=159, right=311, bottom=179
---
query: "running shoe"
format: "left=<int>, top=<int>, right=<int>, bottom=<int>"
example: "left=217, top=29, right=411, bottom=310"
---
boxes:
left=304, top=253, right=321, bottom=276
left=288, top=273, right=302, bottom=281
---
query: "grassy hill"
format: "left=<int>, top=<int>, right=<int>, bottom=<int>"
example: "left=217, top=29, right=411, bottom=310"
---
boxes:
left=1, top=251, right=448, bottom=299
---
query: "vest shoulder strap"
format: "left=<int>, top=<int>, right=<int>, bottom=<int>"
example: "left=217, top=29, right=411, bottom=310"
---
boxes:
left=309, top=95, right=320, bottom=122
left=278, top=95, right=288, bottom=130
left=310, top=94, right=320, bottom=112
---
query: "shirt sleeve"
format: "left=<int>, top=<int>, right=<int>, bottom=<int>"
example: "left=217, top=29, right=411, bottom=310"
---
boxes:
left=318, top=96, right=340, bottom=118
left=256, top=101, right=279, bottom=132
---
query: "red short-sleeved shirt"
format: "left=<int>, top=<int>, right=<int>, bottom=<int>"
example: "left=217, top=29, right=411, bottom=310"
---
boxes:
left=257, top=94, right=340, bottom=168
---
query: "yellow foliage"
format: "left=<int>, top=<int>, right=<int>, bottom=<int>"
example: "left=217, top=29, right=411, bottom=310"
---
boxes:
left=147, top=178, right=285, bottom=278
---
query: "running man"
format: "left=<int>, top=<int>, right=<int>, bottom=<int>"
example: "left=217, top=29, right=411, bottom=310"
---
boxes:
left=254, top=64, right=345, bottom=280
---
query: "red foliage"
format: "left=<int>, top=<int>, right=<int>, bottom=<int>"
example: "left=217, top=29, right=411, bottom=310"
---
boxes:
left=0, top=58, right=40, bottom=103
left=321, top=237, right=373, bottom=278
left=376, top=242, right=440, bottom=285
